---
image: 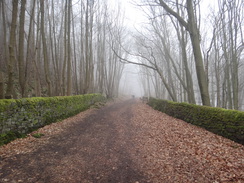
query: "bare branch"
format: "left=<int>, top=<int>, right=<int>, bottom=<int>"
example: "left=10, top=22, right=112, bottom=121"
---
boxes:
left=158, top=0, right=189, bottom=31
left=111, top=45, right=157, bottom=71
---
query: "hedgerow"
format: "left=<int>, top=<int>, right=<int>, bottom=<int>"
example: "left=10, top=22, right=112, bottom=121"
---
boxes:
left=0, top=94, right=106, bottom=145
left=148, top=98, right=244, bottom=145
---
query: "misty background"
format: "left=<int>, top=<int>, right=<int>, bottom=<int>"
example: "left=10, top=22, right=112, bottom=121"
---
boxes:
left=0, top=0, right=243, bottom=110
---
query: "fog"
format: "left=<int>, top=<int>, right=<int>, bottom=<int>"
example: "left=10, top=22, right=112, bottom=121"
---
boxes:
left=120, top=64, right=143, bottom=98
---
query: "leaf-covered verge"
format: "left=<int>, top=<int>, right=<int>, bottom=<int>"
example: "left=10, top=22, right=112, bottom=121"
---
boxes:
left=0, top=94, right=106, bottom=146
left=148, top=98, right=244, bottom=145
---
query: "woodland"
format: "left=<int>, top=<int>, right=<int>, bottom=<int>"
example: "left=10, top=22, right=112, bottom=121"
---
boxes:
left=0, top=0, right=243, bottom=110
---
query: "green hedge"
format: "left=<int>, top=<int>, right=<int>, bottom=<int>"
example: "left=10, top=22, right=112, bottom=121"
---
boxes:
left=0, top=94, right=106, bottom=145
left=148, top=98, right=244, bottom=145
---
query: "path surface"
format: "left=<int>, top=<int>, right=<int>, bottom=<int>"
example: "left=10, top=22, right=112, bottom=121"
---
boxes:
left=0, top=99, right=243, bottom=183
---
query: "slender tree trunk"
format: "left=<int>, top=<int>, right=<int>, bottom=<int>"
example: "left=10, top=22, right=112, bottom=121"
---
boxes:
left=48, top=1, right=57, bottom=96
left=62, top=0, right=67, bottom=95
left=0, top=1, right=6, bottom=99
left=1, top=0, right=8, bottom=65
left=180, top=26, right=196, bottom=104
left=40, top=0, right=51, bottom=96
left=158, top=0, right=211, bottom=105
left=213, top=35, right=221, bottom=107
left=0, top=71, right=4, bottom=99
left=5, top=0, right=18, bottom=99
left=66, top=0, right=72, bottom=95
left=18, top=0, right=27, bottom=97
left=88, top=9, right=94, bottom=93
left=84, top=0, right=90, bottom=93
left=25, top=0, right=36, bottom=97
left=71, top=7, right=79, bottom=95
left=186, top=0, right=210, bottom=106
left=229, top=4, right=239, bottom=110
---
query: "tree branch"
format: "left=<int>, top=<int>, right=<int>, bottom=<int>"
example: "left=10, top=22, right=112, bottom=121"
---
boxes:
left=111, top=46, right=157, bottom=71
left=158, top=0, right=189, bottom=31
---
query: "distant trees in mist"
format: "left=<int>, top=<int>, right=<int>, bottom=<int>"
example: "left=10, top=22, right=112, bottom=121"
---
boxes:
left=133, top=0, right=243, bottom=110
left=0, top=0, right=243, bottom=110
left=0, top=0, right=126, bottom=99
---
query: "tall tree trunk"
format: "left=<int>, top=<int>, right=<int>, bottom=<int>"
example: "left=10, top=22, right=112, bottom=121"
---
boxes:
left=71, top=7, right=78, bottom=95
left=40, top=0, right=51, bottom=96
left=25, top=0, right=36, bottom=97
left=84, top=0, right=90, bottom=93
left=80, top=3, right=84, bottom=94
left=213, top=35, right=221, bottom=107
left=158, top=0, right=211, bottom=106
left=0, top=0, right=7, bottom=99
left=180, top=26, right=196, bottom=104
left=18, top=0, right=27, bottom=97
left=88, top=9, right=94, bottom=93
left=0, top=71, right=4, bottom=99
left=229, top=2, right=239, bottom=110
left=66, top=0, right=72, bottom=95
left=5, top=0, right=18, bottom=99
left=186, top=0, right=210, bottom=106
left=62, top=0, right=67, bottom=95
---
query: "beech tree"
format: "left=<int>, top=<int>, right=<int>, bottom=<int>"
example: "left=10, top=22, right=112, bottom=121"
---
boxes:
left=18, top=0, right=27, bottom=97
left=5, top=0, right=18, bottom=99
left=157, top=0, right=210, bottom=106
left=40, top=0, right=52, bottom=96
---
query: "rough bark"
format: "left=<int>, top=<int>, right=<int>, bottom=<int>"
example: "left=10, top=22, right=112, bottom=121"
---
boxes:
left=5, top=0, right=18, bottom=99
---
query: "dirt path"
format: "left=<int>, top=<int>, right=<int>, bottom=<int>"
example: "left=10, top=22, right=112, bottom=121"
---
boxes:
left=0, top=99, right=243, bottom=183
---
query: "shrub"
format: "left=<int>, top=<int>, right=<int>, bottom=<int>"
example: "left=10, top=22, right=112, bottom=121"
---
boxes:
left=148, top=98, right=244, bottom=145
left=0, top=93, right=106, bottom=145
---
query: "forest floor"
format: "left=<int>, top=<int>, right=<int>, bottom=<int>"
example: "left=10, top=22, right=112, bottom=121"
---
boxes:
left=0, top=99, right=243, bottom=183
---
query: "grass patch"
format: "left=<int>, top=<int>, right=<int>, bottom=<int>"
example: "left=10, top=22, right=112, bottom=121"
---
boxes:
left=32, top=133, right=44, bottom=138
left=0, top=131, right=27, bottom=146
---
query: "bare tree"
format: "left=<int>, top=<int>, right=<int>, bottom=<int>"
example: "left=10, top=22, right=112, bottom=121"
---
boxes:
left=157, top=0, right=210, bottom=106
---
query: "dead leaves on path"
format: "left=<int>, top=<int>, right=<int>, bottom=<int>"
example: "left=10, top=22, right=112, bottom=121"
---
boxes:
left=131, top=102, right=244, bottom=183
left=0, top=100, right=243, bottom=183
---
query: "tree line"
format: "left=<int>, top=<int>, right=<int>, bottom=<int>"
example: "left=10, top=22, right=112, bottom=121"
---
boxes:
left=0, top=0, right=243, bottom=110
left=0, top=0, right=126, bottom=99
left=121, top=0, right=243, bottom=110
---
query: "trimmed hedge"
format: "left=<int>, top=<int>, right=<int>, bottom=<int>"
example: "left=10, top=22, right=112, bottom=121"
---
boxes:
left=148, top=98, right=244, bottom=145
left=0, top=94, right=106, bottom=145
